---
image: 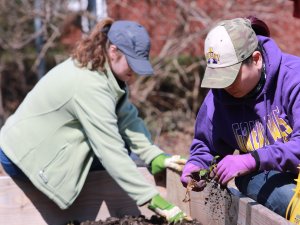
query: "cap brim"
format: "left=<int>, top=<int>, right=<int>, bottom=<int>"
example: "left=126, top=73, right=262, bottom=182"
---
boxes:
left=125, top=55, right=154, bottom=76
left=201, top=62, right=242, bottom=89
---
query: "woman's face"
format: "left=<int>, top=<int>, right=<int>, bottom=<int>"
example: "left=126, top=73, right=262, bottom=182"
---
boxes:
left=108, top=45, right=138, bottom=85
left=224, top=51, right=262, bottom=98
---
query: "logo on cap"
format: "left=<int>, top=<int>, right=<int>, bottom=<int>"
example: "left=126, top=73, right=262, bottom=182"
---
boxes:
left=206, top=47, right=220, bottom=65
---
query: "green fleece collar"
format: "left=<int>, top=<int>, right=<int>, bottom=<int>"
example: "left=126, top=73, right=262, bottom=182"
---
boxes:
left=104, top=62, right=125, bottom=100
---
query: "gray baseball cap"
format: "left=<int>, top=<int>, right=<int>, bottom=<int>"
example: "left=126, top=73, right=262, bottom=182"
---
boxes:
left=108, top=20, right=153, bottom=76
left=201, top=18, right=258, bottom=88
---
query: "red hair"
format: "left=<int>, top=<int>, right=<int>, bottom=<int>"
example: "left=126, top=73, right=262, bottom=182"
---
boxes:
left=72, top=18, right=114, bottom=71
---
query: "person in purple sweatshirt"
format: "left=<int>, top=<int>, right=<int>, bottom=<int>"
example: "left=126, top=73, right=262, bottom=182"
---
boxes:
left=180, top=17, right=300, bottom=218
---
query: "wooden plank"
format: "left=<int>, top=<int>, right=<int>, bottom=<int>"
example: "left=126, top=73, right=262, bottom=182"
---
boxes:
left=166, top=169, right=191, bottom=216
left=167, top=169, right=293, bottom=225
left=0, top=167, right=166, bottom=225
left=236, top=195, right=292, bottom=225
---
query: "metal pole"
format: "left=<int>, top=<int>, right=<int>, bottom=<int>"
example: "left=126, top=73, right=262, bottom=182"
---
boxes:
left=34, top=0, right=45, bottom=79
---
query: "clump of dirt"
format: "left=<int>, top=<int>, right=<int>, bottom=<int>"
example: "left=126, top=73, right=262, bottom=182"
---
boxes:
left=182, top=156, right=233, bottom=223
left=67, top=215, right=203, bottom=225
left=204, top=182, right=232, bottom=222
left=183, top=178, right=232, bottom=223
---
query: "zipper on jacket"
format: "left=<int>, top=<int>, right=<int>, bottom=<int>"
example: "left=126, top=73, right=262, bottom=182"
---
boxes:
left=39, top=170, right=48, bottom=183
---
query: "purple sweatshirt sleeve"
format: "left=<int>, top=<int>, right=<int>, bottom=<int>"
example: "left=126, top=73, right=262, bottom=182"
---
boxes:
left=257, top=82, right=300, bottom=174
left=187, top=94, right=215, bottom=169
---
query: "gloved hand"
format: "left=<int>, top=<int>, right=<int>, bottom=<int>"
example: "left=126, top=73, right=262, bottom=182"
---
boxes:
left=215, top=153, right=256, bottom=185
left=180, top=163, right=207, bottom=192
left=151, top=153, right=187, bottom=175
left=148, top=194, right=191, bottom=223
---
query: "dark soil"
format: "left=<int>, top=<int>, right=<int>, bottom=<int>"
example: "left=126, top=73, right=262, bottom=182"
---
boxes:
left=67, top=215, right=203, bottom=225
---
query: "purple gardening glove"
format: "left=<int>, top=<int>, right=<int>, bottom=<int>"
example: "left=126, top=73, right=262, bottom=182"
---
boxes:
left=180, top=163, right=207, bottom=192
left=215, top=153, right=256, bottom=185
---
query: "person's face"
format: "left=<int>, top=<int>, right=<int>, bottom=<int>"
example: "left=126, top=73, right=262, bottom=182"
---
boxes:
left=224, top=51, right=263, bottom=98
left=108, top=45, right=138, bottom=85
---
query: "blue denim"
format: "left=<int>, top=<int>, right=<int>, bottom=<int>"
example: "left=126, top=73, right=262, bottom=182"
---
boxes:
left=235, top=170, right=296, bottom=217
left=0, top=148, right=27, bottom=179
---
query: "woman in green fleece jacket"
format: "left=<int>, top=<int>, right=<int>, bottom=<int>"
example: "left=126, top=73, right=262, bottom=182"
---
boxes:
left=0, top=18, right=189, bottom=223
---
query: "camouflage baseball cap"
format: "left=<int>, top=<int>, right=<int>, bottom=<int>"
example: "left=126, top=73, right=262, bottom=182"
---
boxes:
left=201, top=18, right=258, bottom=88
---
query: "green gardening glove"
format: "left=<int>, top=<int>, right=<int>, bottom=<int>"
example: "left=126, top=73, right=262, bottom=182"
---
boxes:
left=151, top=154, right=187, bottom=175
left=148, top=194, right=191, bottom=223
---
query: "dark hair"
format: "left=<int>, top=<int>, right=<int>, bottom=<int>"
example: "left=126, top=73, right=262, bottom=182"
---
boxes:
left=242, top=43, right=263, bottom=65
left=247, top=15, right=270, bottom=37
left=72, top=18, right=114, bottom=71
left=242, top=16, right=268, bottom=65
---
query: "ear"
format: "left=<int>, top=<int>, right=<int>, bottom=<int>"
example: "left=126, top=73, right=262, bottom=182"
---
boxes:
left=252, top=51, right=263, bottom=70
left=107, top=45, right=119, bottom=61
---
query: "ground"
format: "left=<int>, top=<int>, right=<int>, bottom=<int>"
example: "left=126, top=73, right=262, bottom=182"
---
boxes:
left=71, top=215, right=203, bottom=225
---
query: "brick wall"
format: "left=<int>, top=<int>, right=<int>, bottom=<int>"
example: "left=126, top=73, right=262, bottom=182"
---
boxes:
left=107, top=0, right=300, bottom=57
